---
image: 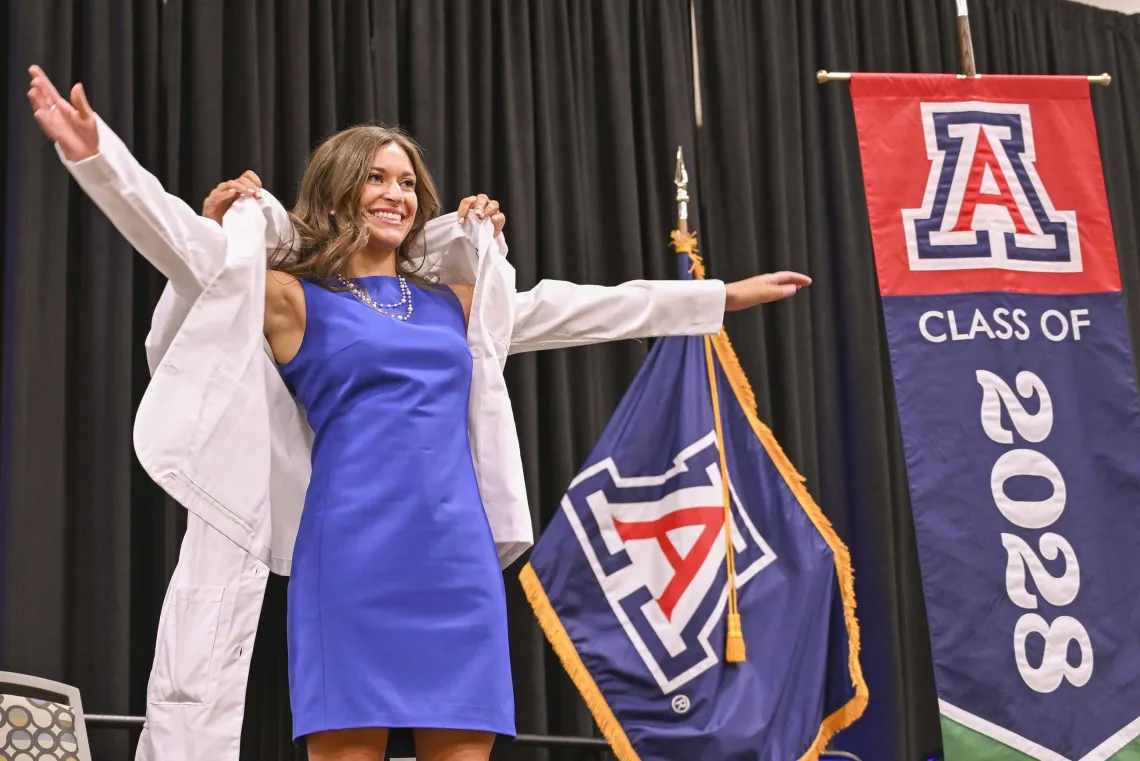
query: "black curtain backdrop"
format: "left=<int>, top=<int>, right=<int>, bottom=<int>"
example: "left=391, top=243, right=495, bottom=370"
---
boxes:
left=4, top=1, right=1140, bottom=761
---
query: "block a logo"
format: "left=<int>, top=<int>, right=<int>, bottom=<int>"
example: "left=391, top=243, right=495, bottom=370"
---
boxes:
left=562, top=432, right=777, bottom=694
left=902, top=102, right=1081, bottom=273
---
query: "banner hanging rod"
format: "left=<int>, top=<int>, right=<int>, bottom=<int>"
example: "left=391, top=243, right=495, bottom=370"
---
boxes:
left=815, top=70, right=1112, bottom=87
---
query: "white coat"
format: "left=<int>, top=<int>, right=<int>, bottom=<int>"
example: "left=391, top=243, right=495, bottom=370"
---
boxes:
left=56, top=117, right=728, bottom=761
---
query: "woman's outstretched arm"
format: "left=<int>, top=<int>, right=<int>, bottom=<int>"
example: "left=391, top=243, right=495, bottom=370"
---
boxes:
left=508, top=271, right=809, bottom=354
left=27, top=65, right=231, bottom=299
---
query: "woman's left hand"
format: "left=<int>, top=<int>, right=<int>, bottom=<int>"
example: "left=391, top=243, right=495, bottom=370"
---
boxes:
left=724, top=271, right=812, bottom=310
left=457, top=193, right=506, bottom=236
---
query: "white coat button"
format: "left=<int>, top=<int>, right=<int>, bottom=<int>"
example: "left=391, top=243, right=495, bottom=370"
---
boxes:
left=471, top=347, right=482, bottom=359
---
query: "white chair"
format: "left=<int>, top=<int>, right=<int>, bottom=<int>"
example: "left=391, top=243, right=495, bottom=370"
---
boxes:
left=0, top=671, right=92, bottom=761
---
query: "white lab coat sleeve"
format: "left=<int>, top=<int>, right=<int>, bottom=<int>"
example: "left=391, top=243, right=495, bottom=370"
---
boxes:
left=507, top=278, right=727, bottom=354
left=54, top=114, right=227, bottom=300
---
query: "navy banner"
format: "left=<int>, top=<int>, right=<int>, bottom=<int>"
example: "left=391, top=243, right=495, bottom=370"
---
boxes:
left=851, top=73, right=1140, bottom=760
left=521, top=240, right=867, bottom=761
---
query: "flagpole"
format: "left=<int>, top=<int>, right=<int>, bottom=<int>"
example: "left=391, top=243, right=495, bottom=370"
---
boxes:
left=957, top=0, right=977, bottom=78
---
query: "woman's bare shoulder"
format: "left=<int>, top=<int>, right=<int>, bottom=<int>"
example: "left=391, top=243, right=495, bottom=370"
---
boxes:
left=267, top=269, right=301, bottom=290
left=266, top=269, right=304, bottom=306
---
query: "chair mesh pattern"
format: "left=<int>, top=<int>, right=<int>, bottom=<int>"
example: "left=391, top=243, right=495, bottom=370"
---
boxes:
left=0, top=695, right=81, bottom=760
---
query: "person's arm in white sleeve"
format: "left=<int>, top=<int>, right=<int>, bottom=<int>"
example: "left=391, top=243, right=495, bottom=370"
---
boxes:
left=509, top=272, right=809, bottom=354
left=508, top=278, right=727, bottom=354
left=28, top=65, right=229, bottom=300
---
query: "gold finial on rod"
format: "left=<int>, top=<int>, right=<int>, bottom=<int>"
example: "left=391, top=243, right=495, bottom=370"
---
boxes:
left=675, top=146, right=690, bottom=233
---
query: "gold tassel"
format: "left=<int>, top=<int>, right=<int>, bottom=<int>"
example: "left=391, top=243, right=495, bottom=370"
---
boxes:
left=725, top=612, right=747, bottom=663
left=679, top=227, right=747, bottom=663
left=704, top=334, right=746, bottom=663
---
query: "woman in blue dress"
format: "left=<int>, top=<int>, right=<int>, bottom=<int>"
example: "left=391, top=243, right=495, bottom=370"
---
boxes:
left=211, top=126, right=518, bottom=761
left=30, top=64, right=811, bottom=761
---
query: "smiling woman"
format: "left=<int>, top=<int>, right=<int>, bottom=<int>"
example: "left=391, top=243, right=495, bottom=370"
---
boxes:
left=254, top=125, right=461, bottom=368
left=200, top=123, right=494, bottom=370
left=273, top=125, right=444, bottom=287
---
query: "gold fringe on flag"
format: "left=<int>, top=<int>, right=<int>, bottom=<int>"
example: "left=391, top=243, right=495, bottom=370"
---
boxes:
left=670, top=229, right=706, bottom=279
left=519, top=564, right=640, bottom=761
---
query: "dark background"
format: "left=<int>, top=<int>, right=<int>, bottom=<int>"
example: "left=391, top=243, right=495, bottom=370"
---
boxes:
left=4, top=1, right=1140, bottom=760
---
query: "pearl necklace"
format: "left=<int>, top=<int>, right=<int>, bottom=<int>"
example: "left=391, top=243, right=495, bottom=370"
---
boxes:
left=337, top=273, right=414, bottom=321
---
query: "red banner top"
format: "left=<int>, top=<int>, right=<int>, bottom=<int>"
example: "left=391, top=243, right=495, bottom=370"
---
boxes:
left=851, top=73, right=1094, bottom=103
left=849, top=73, right=1120, bottom=297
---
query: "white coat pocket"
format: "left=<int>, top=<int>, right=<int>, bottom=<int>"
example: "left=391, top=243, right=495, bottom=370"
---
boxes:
left=147, top=586, right=226, bottom=705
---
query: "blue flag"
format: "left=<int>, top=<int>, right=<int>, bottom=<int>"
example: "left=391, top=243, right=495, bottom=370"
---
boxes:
left=521, top=236, right=868, bottom=761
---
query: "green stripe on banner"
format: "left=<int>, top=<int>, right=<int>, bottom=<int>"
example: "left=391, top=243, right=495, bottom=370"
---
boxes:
left=940, top=715, right=1035, bottom=761
left=941, top=715, right=1140, bottom=761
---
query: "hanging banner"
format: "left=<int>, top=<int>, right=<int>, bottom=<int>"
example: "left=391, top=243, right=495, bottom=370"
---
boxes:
left=520, top=244, right=867, bottom=761
left=850, top=73, right=1140, bottom=760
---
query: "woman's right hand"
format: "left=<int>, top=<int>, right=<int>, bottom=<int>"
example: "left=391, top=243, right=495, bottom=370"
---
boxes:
left=27, top=65, right=98, bottom=163
left=202, top=171, right=263, bottom=225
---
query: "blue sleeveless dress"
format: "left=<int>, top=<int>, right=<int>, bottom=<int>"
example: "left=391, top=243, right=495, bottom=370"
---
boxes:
left=277, top=276, right=515, bottom=755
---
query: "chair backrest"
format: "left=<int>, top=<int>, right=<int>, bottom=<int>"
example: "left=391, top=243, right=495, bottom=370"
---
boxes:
left=0, top=671, right=91, bottom=761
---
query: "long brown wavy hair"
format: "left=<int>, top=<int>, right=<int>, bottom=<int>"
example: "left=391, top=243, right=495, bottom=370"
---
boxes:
left=270, top=124, right=442, bottom=287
